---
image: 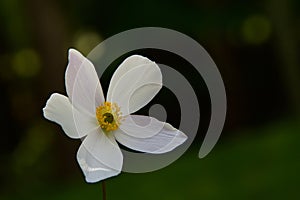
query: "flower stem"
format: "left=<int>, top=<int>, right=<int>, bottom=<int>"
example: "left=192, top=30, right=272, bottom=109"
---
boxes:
left=101, top=181, right=106, bottom=200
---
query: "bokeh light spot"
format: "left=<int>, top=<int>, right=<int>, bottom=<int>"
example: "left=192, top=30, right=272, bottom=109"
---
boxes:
left=12, top=48, right=41, bottom=78
left=73, top=30, right=102, bottom=55
left=242, top=14, right=272, bottom=45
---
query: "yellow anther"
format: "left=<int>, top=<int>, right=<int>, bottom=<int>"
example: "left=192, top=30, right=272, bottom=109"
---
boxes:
left=96, top=102, right=122, bottom=132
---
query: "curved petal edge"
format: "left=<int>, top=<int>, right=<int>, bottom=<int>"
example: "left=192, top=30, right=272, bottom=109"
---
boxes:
left=43, top=93, right=93, bottom=139
left=115, top=117, right=187, bottom=154
left=77, top=142, right=121, bottom=183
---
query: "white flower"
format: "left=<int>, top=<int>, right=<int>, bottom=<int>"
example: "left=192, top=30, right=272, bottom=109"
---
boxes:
left=43, top=49, right=187, bottom=183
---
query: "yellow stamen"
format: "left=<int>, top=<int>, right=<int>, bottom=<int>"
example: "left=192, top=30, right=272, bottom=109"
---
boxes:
left=96, top=102, right=122, bottom=132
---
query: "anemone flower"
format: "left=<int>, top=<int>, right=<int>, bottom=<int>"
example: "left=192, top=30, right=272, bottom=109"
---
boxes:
left=43, top=49, right=187, bottom=183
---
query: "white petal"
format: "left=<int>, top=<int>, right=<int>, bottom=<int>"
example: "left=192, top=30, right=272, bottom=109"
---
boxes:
left=82, top=128, right=123, bottom=171
left=107, top=55, right=162, bottom=115
left=115, top=116, right=187, bottom=154
left=43, top=93, right=97, bottom=138
left=66, top=48, right=104, bottom=116
left=119, top=115, right=165, bottom=138
left=65, top=49, right=81, bottom=99
left=107, top=55, right=152, bottom=90
left=77, top=143, right=121, bottom=183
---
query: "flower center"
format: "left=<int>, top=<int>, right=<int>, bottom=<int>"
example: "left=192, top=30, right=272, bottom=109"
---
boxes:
left=96, top=102, right=122, bottom=132
left=103, top=113, right=114, bottom=123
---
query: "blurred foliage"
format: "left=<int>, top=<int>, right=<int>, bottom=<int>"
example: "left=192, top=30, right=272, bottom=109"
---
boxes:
left=1, top=119, right=299, bottom=199
left=0, top=0, right=299, bottom=199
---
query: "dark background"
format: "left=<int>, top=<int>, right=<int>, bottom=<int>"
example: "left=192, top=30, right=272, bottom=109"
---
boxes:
left=1, top=0, right=300, bottom=199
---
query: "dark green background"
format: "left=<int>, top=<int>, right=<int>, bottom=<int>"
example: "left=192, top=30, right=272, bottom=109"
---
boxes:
left=1, top=0, right=300, bottom=199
